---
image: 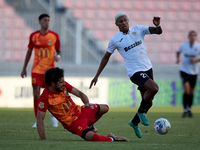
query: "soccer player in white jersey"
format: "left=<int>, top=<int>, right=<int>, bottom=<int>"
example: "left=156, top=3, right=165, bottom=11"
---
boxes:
left=89, top=12, right=162, bottom=138
left=176, top=31, right=200, bottom=118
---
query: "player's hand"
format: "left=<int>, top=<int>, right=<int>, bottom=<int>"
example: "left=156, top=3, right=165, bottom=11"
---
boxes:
left=21, top=69, right=27, bottom=78
left=191, top=57, right=199, bottom=63
left=153, top=17, right=160, bottom=26
left=89, top=77, right=98, bottom=89
left=54, top=55, right=60, bottom=62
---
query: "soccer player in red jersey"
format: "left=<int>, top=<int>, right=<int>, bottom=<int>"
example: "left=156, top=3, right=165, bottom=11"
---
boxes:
left=21, top=14, right=60, bottom=127
left=37, top=67, right=128, bottom=142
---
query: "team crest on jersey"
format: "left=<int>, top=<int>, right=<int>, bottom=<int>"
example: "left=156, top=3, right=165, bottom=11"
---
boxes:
left=132, top=31, right=137, bottom=36
left=48, top=39, right=52, bottom=46
left=39, top=102, right=44, bottom=109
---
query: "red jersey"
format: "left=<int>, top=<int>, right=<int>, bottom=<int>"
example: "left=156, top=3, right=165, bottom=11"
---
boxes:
left=28, top=30, right=60, bottom=75
left=38, top=81, right=81, bottom=129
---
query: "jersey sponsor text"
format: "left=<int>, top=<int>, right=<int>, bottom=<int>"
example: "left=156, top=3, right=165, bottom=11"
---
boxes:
left=124, top=40, right=142, bottom=52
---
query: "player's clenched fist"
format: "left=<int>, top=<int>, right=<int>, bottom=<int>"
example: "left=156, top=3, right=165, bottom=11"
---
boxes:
left=153, top=17, right=160, bottom=26
left=21, top=69, right=27, bottom=78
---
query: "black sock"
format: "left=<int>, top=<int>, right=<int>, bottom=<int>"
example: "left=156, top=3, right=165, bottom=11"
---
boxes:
left=132, top=114, right=140, bottom=126
left=188, top=95, right=194, bottom=108
left=138, top=99, right=149, bottom=113
left=131, top=100, right=152, bottom=126
left=145, top=101, right=153, bottom=113
left=183, top=93, right=189, bottom=110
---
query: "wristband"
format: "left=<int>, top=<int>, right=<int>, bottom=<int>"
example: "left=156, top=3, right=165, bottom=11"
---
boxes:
left=57, top=55, right=60, bottom=58
left=155, top=25, right=160, bottom=27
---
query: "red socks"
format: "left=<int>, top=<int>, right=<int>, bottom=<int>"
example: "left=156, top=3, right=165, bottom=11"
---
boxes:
left=34, top=100, right=39, bottom=118
left=90, top=133, right=112, bottom=142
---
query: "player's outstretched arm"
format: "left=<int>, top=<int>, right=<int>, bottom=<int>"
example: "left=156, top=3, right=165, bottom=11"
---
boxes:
left=89, top=52, right=111, bottom=89
left=21, top=48, right=33, bottom=78
left=37, top=110, right=47, bottom=140
left=149, top=17, right=162, bottom=35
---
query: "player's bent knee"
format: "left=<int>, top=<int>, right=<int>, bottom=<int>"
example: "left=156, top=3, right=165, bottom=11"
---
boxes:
left=105, top=104, right=109, bottom=112
left=82, top=128, right=93, bottom=141
left=99, top=104, right=109, bottom=114
left=155, top=85, right=159, bottom=93
left=103, top=104, right=109, bottom=113
left=151, top=84, right=159, bottom=95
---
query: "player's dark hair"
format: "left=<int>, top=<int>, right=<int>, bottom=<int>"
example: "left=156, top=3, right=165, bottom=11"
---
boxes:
left=38, top=14, right=50, bottom=21
left=45, top=67, right=64, bottom=86
left=188, top=30, right=197, bottom=37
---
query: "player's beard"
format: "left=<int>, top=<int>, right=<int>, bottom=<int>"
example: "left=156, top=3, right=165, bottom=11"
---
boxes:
left=43, top=26, right=48, bottom=31
left=55, top=84, right=63, bottom=93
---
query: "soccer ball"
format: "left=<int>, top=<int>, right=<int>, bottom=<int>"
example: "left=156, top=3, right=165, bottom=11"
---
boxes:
left=154, top=118, right=171, bottom=135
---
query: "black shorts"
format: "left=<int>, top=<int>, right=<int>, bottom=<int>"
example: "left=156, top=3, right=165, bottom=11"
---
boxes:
left=180, top=71, right=197, bottom=88
left=130, top=68, right=154, bottom=92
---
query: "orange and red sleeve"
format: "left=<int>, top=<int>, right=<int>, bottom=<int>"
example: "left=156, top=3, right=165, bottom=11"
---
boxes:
left=55, top=33, right=61, bottom=50
left=38, top=94, right=49, bottom=112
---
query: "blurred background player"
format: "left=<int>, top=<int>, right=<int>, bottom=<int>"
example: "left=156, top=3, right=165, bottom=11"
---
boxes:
left=37, top=67, right=128, bottom=142
left=176, top=31, right=200, bottom=118
left=90, top=12, right=162, bottom=138
left=21, top=14, right=61, bottom=128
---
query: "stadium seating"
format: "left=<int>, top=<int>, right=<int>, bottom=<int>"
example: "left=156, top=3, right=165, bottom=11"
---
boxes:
left=0, top=0, right=34, bottom=62
left=2, top=0, right=199, bottom=64
left=62, top=0, right=200, bottom=64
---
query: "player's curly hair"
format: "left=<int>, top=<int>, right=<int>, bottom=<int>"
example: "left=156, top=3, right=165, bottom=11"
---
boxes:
left=45, top=67, right=64, bottom=86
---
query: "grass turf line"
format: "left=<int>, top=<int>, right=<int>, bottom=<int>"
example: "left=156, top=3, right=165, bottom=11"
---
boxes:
left=0, top=107, right=200, bottom=150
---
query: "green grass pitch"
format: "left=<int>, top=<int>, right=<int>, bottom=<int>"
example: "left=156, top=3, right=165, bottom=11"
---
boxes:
left=1, top=106, right=200, bottom=150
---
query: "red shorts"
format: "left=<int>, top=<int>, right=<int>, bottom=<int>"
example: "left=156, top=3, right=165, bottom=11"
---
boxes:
left=69, top=104, right=100, bottom=137
left=31, top=73, right=45, bottom=88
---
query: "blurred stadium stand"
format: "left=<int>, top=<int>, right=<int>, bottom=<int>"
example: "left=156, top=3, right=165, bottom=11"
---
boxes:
left=62, top=0, right=200, bottom=64
left=2, top=0, right=104, bottom=64
left=0, top=0, right=33, bottom=62
left=0, top=0, right=199, bottom=79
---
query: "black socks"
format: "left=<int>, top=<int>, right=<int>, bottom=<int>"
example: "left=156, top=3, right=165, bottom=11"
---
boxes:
left=183, top=93, right=189, bottom=110
left=132, top=99, right=152, bottom=126
left=188, top=95, right=193, bottom=108
left=138, top=99, right=150, bottom=113
left=183, top=93, right=193, bottom=110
